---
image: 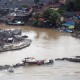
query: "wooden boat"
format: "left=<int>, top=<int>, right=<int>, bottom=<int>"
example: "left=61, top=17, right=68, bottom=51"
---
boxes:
left=22, top=57, right=54, bottom=65
left=6, top=21, right=25, bottom=26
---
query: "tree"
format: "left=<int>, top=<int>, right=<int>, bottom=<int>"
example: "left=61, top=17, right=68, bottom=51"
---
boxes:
left=52, top=0, right=59, bottom=3
left=43, top=8, right=60, bottom=24
left=74, top=22, right=80, bottom=31
left=66, top=2, right=74, bottom=11
left=33, top=0, right=39, bottom=5
left=32, top=12, right=42, bottom=26
left=43, top=8, right=61, bottom=28
left=57, top=8, right=66, bottom=15
left=33, top=12, right=41, bottom=21
left=74, top=0, right=80, bottom=11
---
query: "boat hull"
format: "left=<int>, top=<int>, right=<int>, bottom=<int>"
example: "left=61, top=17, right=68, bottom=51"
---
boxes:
left=22, top=59, right=54, bottom=65
left=6, top=21, right=25, bottom=26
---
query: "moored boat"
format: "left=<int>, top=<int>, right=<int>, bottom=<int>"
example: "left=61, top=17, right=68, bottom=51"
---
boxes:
left=22, top=57, right=54, bottom=65
left=6, top=21, right=25, bottom=26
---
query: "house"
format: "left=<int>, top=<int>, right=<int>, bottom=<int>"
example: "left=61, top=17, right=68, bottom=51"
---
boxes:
left=49, top=3, right=61, bottom=10
left=6, top=12, right=29, bottom=25
left=0, top=0, right=54, bottom=8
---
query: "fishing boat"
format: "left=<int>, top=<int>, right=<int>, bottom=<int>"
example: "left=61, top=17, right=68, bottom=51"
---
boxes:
left=22, top=57, right=54, bottom=65
left=6, top=21, right=25, bottom=26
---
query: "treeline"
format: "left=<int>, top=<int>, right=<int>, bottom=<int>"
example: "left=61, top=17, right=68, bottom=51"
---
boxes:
left=32, top=8, right=61, bottom=28
left=64, top=0, right=80, bottom=11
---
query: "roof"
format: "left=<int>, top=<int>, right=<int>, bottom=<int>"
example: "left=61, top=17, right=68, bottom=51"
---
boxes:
left=38, top=18, right=45, bottom=21
left=63, top=23, right=73, bottom=26
left=63, top=21, right=75, bottom=26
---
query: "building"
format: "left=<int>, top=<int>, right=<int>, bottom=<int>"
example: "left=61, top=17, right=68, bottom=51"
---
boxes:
left=0, top=0, right=53, bottom=8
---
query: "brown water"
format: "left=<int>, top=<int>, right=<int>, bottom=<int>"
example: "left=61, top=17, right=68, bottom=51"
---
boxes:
left=0, top=24, right=80, bottom=80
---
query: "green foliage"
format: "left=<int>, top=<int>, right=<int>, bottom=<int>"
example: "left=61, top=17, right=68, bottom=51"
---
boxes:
left=32, top=20, right=42, bottom=27
left=43, top=8, right=60, bottom=23
left=32, top=12, right=42, bottom=27
left=33, top=12, right=41, bottom=20
left=65, top=0, right=80, bottom=11
left=66, top=2, right=74, bottom=11
left=74, top=0, right=80, bottom=11
left=52, top=0, right=59, bottom=3
left=61, top=5, right=67, bottom=10
left=75, top=22, right=80, bottom=31
left=57, top=8, right=65, bottom=15
left=33, top=0, right=39, bottom=5
left=33, top=9, right=61, bottom=28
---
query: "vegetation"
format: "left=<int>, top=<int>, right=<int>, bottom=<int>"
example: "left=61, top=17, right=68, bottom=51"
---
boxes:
left=43, top=9, right=60, bottom=22
left=52, top=0, right=59, bottom=3
left=63, top=0, right=80, bottom=11
left=57, top=7, right=66, bottom=15
left=43, top=8, right=61, bottom=27
left=74, top=0, right=80, bottom=11
left=74, top=22, right=80, bottom=31
left=32, top=8, right=61, bottom=28
left=32, top=12, right=42, bottom=27
left=33, top=12, right=41, bottom=20
left=66, top=2, right=74, bottom=11
left=33, top=0, right=40, bottom=5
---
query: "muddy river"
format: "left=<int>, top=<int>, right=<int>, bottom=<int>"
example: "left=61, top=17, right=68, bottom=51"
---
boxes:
left=0, top=24, right=80, bottom=80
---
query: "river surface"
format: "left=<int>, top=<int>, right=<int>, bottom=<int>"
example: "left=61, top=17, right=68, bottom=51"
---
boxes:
left=0, top=24, right=80, bottom=80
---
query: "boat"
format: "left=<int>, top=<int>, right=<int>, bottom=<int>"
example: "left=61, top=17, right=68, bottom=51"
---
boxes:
left=6, top=21, right=25, bottom=26
left=22, top=57, right=54, bottom=65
